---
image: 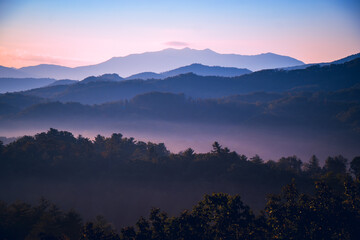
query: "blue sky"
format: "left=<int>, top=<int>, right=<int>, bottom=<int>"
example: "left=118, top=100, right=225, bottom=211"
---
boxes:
left=0, top=0, right=359, bottom=67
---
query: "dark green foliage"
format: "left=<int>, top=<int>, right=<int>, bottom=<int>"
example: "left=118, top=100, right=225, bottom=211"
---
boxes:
left=0, top=140, right=3, bottom=154
left=1, top=129, right=360, bottom=239
left=118, top=193, right=265, bottom=240
left=2, top=87, right=360, bottom=134
left=0, top=128, right=355, bottom=186
left=0, top=198, right=82, bottom=240
left=81, top=216, right=119, bottom=240
left=350, top=156, right=360, bottom=179
left=250, top=154, right=263, bottom=164
left=277, top=156, right=302, bottom=174
left=0, top=129, right=171, bottom=178
left=266, top=179, right=360, bottom=239
left=303, top=155, right=322, bottom=176
left=324, top=155, right=348, bottom=175
left=2, top=179, right=359, bottom=240
left=190, top=193, right=257, bottom=239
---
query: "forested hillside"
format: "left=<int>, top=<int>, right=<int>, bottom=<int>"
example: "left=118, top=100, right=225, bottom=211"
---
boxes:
left=17, top=58, right=360, bottom=104
left=2, top=0, right=359, bottom=239
left=1, top=88, right=360, bottom=133
left=0, top=129, right=359, bottom=239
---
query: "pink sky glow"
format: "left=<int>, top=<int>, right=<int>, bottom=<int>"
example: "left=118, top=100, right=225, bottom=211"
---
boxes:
left=0, top=0, right=359, bottom=68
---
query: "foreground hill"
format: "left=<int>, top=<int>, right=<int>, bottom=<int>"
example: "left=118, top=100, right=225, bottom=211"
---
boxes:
left=9, top=48, right=303, bottom=79
left=19, top=58, right=360, bottom=104
left=0, top=128, right=359, bottom=234
left=1, top=87, right=360, bottom=135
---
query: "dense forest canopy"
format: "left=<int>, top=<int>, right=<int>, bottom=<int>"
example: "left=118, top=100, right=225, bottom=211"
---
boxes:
left=1, top=129, right=360, bottom=239
left=1, top=85, right=360, bottom=135
left=1, top=128, right=358, bottom=180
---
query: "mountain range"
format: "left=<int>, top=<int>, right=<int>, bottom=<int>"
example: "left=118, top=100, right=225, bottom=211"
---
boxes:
left=15, top=58, right=360, bottom=105
left=0, top=48, right=303, bottom=80
left=1, top=57, right=360, bottom=159
left=283, top=52, right=360, bottom=70
left=0, top=63, right=251, bottom=93
left=1, top=51, right=359, bottom=128
left=126, top=63, right=252, bottom=80
left=0, top=77, right=56, bottom=94
left=0, top=66, right=33, bottom=78
left=1, top=71, right=360, bottom=136
left=1, top=51, right=358, bottom=94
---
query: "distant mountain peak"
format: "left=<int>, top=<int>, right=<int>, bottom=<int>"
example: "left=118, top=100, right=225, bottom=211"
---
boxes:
left=262, top=52, right=276, bottom=55
left=160, top=47, right=188, bottom=52
left=3, top=48, right=305, bottom=79
left=81, top=73, right=123, bottom=83
left=99, top=73, right=123, bottom=80
left=125, top=63, right=252, bottom=80
left=160, top=63, right=252, bottom=78
left=23, top=64, right=71, bottom=69
left=160, top=47, right=216, bottom=54
left=282, top=52, right=360, bottom=71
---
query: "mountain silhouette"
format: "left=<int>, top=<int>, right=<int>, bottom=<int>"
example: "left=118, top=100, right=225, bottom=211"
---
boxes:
left=0, top=63, right=250, bottom=92
left=2, top=88, right=360, bottom=135
left=47, top=79, right=78, bottom=87
left=126, top=63, right=251, bottom=80
left=283, top=52, right=360, bottom=70
left=1, top=48, right=304, bottom=79
left=81, top=73, right=124, bottom=83
left=0, top=66, right=34, bottom=78
left=0, top=77, right=55, bottom=93
left=126, top=72, right=164, bottom=80
left=1, top=52, right=358, bottom=94
left=331, top=53, right=360, bottom=64
left=19, top=64, right=75, bottom=79
left=161, top=63, right=251, bottom=77
left=19, top=58, right=360, bottom=105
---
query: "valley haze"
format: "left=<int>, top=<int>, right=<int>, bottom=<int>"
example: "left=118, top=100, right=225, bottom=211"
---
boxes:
left=1, top=54, right=360, bottom=162
left=1, top=0, right=360, bottom=237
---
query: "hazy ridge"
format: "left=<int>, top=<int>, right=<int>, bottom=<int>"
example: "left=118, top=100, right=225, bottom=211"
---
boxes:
left=0, top=48, right=303, bottom=79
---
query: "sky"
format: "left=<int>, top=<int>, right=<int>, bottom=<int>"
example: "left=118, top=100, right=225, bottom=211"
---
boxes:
left=0, top=0, right=359, bottom=68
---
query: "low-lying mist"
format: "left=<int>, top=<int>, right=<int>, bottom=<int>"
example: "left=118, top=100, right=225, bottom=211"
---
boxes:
left=1, top=119, right=359, bottom=162
left=1, top=178, right=272, bottom=228
left=1, top=120, right=359, bottom=229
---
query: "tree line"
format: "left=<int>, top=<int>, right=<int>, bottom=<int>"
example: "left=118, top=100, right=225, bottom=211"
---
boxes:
left=1, top=129, right=359, bottom=180
left=1, top=177, right=359, bottom=239
left=1, top=129, right=360, bottom=239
